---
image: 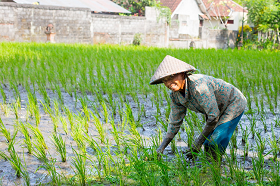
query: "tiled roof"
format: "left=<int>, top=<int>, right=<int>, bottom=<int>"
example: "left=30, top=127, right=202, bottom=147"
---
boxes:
left=202, top=0, right=247, bottom=17
left=160, top=0, right=183, bottom=13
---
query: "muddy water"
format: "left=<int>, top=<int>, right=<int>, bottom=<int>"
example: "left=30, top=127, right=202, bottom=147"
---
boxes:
left=0, top=85, right=279, bottom=185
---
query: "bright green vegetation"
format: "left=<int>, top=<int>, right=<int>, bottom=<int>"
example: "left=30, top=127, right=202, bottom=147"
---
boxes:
left=0, top=42, right=279, bottom=185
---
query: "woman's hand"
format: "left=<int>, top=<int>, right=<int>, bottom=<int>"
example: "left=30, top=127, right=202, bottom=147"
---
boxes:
left=185, top=146, right=200, bottom=159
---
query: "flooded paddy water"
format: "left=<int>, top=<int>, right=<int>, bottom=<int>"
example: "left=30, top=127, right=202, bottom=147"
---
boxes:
left=0, top=85, right=279, bottom=185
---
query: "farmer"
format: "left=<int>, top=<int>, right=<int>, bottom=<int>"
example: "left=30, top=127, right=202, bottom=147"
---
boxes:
left=150, top=55, right=247, bottom=160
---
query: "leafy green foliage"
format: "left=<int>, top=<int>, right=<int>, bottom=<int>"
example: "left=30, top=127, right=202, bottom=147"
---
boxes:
left=112, top=0, right=160, bottom=16
left=245, top=0, right=280, bottom=32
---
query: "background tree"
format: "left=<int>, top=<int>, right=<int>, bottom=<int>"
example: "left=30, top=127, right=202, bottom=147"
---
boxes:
left=244, top=0, right=280, bottom=43
left=112, top=0, right=160, bottom=16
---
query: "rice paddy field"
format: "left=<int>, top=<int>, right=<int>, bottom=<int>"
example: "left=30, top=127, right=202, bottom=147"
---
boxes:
left=0, top=42, right=280, bottom=185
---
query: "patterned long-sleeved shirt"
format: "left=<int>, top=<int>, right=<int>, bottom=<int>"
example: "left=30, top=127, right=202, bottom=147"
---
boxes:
left=166, top=74, right=247, bottom=138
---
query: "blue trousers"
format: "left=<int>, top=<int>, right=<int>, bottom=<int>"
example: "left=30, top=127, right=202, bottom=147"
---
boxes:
left=203, top=112, right=244, bottom=154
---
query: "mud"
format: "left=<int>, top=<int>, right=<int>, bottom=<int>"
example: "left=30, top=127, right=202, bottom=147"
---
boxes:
left=0, top=85, right=279, bottom=185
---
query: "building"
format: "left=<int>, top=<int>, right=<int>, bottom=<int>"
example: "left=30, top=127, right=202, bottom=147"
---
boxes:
left=202, top=0, right=248, bottom=31
left=0, top=0, right=130, bottom=13
left=160, top=0, right=247, bottom=40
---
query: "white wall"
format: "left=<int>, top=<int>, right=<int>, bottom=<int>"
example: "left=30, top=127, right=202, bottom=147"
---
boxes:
left=172, top=0, right=203, bottom=37
left=203, top=12, right=247, bottom=31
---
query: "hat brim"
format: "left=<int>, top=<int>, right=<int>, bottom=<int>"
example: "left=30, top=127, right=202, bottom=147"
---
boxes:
left=149, top=69, right=195, bottom=85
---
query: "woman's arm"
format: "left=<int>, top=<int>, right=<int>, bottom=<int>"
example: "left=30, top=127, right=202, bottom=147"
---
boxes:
left=157, top=93, right=186, bottom=154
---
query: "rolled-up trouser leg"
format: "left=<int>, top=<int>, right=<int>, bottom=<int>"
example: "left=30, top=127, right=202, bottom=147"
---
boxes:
left=203, top=112, right=244, bottom=156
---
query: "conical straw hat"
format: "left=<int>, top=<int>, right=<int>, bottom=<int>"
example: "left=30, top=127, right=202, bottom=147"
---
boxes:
left=150, top=55, right=196, bottom=85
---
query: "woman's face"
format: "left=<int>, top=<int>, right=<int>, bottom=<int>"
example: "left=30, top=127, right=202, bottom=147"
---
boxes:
left=163, top=73, right=185, bottom=92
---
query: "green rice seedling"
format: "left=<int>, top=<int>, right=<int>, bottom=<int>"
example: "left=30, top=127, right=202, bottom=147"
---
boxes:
left=38, top=84, right=50, bottom=106
left=18, top=122, right=32, bottom=154
left=128, top=125, right=143, bottom=150
left=269, top=160, right=280, bottom=185
left=82, top=115, right=89, bottom=134
left=26, top=90, right=37, bottom=120
left=188, top=110, right=201, bottom=127
left=252, top=132, right=267, bottom=184
left=6, top=129, right=18, bottom=152
left=51, top=133, right=67, bottom=162
left=231, top=131, right=237, bottom=149
left=41, top=101, right=58, bottom=132
left=2, top=144, right=23, bottom=178
left=21, top=150, right=30, bottom=186
left=37, top=158, right=61, bottom=186
left=59, top=115, right=68, bottom=135
left=63, top=106, right=74, bottom=130
left=207, top=155, right=222, bottom=186
left=252, top=89, right=260, bottom=113
left=246, top=91, right=252, bottom=112
left=80, top=97, right=90, bottom=122
left=229, top=142, right=236, bottom=162
left=91, top=113, right=106, bottom=144
left=86, top=137, right=104, bottom=179
left=125, top=102, right=144, bottom=129
left=136, top=104, right=145, bottom=125
left=0, top=84, right=7, bottom=104
left=26, top=123, right=47, bottom=149
left=184, top=122, right=195, bottom=147
left=110, top=117, right=121, bottom=149
left=260, top=114, right=267, bottom=132
left=243, top=137, right=249, bottom=158
left=34, top=104, right=41, bottom=127
left=12, top=98, right=20, bottom=120
left=241, top=125, right=249, bottom=145
left=256, top=132, right=266, bottom=153
left=152, top=96, right=161, bottom=116
left=102, top=139, right=114, bottom=178
left=117, top=109, right=127, bottom=132
left=171, top=139, right=176, bottom=154
left=151, top=126, right=162, bottom=148
left=101, top=101, right=110, bottom=124
left=71, top=122, right=87, bottom=154
left=71, top=148, right=87, bottom=186
left=11, top=82, right=21, bottom=101
left=53, top=99, right=61, bottom=117
left=260, top=94, right=265, bottom=113
left=33, top=136, right=48, bottom=161
left=1, top=103, right=11, bottom=117
left=252, top=155, right=265, bottom=184
left=91, top=103, right=101, bottom=118
left=154, top=160, right=171, bottom=185
left=232, top=162, right=246, bottom=185
left=274, top=116, right=280, bottom=127
left=164, top=103, right=171, bottom=121
left=124, top=103, right=135, bottom=125
left=269, top=123, right=279, bottom=160
left=154, top=115, right=167, bottom=132
left=173, top=152, right=191, bottom=185
left=141, top=104, right=146, bottom=118
left=247, top=114, right=257, bottom=139
left=107, top=90, right=117, bottom=116
left=55, top=83, right=64, bottom=104
left=0, top=117, right=11, bottom=143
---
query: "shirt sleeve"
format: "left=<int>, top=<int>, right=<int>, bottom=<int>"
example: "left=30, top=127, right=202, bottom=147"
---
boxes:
left=193, top=82, right=220, bottom=123
left=166, top=93, right=187, bottom=138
